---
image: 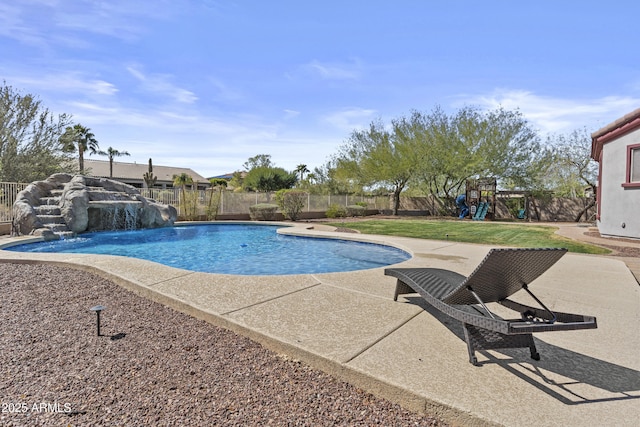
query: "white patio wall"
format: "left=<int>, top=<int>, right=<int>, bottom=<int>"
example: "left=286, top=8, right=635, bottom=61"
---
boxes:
left=598, top=128, right=640, bottom=239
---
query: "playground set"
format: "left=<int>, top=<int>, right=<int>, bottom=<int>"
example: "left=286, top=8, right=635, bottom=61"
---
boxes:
left=457, top=178, right=497, bottom=220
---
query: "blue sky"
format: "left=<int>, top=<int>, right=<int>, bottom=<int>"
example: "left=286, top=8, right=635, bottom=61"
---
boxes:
left=2, top=0, right=638, bottom=178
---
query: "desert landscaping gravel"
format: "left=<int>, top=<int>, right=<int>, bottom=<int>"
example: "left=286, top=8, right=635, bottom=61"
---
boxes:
left=0, top=262, right=447, bottom=426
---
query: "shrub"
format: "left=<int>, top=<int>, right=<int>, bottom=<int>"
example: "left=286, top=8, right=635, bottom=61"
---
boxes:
left=346, top=205, right=366, bottom=217
left=205, top=189, right=223, bottom=220
left=249, top=203, right=279, bottom=221
left=181, top=190, right=200, bottom=221
left=275, top=190, right=307, bottom=221
left=355, top=201, right=368, bottom=208
left=325, top=204, right=346, bottom=218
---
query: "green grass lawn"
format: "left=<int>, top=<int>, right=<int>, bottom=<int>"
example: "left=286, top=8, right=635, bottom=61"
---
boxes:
left=328, top=219, right=609, bottom=255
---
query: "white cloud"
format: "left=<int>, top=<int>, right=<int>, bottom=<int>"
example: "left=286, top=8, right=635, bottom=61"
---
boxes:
left=322, top=108, right=377, bottom=132
left=459, top=89, right=640, bottom=133
left=52, top=0, right=176, bottom=41
left=0, top=2, right=49, bottom=46
left=283, top=109, right=300, bottom=119
left=64, top=102, right=158, bottom=127
left=5, top=72, right=118, bottom=97
left=0, top=0, right=181, bottom=52
left=64, top=100, right=253, bottom=139
left=91, top=80, right=118, bottom=95
left=299, top=59, right=362, bottom=81
left=207, top=78, right=244, bottom=102
left=127, top=66, right=198, bottom=104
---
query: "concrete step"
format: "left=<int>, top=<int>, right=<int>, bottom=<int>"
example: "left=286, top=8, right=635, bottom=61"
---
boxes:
left=39, top=196, right=60, bottom=206
left=34, top=205, right=61, bottom=215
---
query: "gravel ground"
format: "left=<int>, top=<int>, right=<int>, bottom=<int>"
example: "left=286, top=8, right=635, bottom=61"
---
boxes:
left=0, top=262, right=447, bottom=426
left=583, top=231, right=640, bottom=257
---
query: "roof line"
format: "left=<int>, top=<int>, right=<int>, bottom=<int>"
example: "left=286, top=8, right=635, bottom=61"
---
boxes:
left=591, top=108, right=640, bottom=160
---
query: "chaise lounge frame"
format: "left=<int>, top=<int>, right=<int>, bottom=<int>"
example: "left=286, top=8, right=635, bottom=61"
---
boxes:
left=385, top=248, right=597, bottom=365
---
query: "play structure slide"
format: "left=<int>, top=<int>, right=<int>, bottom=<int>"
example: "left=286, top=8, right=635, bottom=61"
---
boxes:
left=472, top=202, right=488, bottom=221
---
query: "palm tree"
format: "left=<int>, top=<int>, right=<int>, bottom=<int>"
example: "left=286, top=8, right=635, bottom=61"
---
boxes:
left=173, top=173, right=193, bottom=217
left=97, top=146, right=130, bottom=178
left=295, top=164, right=309, bottom=181
left=306, top=172, right=317, bottom=184
left=59, top=124, right=100, bottom=174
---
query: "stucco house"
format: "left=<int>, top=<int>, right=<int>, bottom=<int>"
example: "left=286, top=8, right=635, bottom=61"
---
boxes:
left=83, top=159, right=209, bottom=190
left=591, top=108, right=640, bottom=239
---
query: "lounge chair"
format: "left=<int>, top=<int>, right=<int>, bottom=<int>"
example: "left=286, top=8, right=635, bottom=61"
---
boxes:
left=385, top=248, right=597, bottom=365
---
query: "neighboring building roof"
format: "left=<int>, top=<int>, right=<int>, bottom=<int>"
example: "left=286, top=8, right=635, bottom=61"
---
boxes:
left=591, top=108, right=640, bottom=160
left=84, top=159, right=209, bottom=184
left=210, top=171, right=246, bottom=180
left=211, top=172, right=235, bottom=180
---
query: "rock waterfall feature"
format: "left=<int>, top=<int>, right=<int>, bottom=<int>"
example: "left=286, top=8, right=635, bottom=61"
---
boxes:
left=12, top=173, right=177, bottom=240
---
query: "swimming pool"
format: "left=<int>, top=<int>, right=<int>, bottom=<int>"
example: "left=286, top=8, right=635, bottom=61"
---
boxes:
left=5, top=224, right=411, bottom=275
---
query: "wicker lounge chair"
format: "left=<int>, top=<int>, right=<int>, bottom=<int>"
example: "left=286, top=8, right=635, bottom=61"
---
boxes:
left=385, top=248, right=597, bottom=365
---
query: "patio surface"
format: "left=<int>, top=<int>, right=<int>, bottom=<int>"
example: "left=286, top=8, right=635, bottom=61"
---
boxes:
left=1, top=222, right=639, bottom=426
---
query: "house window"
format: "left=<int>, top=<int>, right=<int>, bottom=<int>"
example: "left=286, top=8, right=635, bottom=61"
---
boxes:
left=623, top=143, right=640, bottom=188
left=632, top=147, right=640, bottom=182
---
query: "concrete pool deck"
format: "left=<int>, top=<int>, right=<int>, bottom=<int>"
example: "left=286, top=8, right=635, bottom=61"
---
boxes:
left=1, top=222, right=639, bottom=426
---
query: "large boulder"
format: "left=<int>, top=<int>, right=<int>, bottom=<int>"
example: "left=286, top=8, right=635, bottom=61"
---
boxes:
left=12, top=195, right=42, bottom=236
left=145, top=200, right=178, bottom=228
left=12, top=179, right=59, bottom=236
left=60, top=176, right=90, bottom=233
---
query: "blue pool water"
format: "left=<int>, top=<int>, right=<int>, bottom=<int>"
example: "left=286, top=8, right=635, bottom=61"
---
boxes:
left=6, top=224, right=411, bottom=275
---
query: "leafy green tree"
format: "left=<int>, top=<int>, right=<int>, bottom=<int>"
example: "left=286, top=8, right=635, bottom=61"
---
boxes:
left=243, top=154, right=273, bottom=171
left=59, top=124, right=100, bottom=174
left=334, top=118, right=422, bottom=215
left=538, top=128, right=597, bottom=221
left=97, top=146, right=130, bottom=177
left=544, top=128, right=597, bottom=197
left=304, top=161, right=353, bottom=195
left=409, top=106, right=539, bottom=212
left=501, top=143, right=555, bottom=195
left=240, top=154, right=297, bottom=193
left=477, top=107, right=541, bottom=188
left=0, top=82, right=73, bottom=182
left=227, top=171, right=244, bottom=191
left=243, top=166, right=297, bottom=193
left=333, top=106, right=540, bottom=215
